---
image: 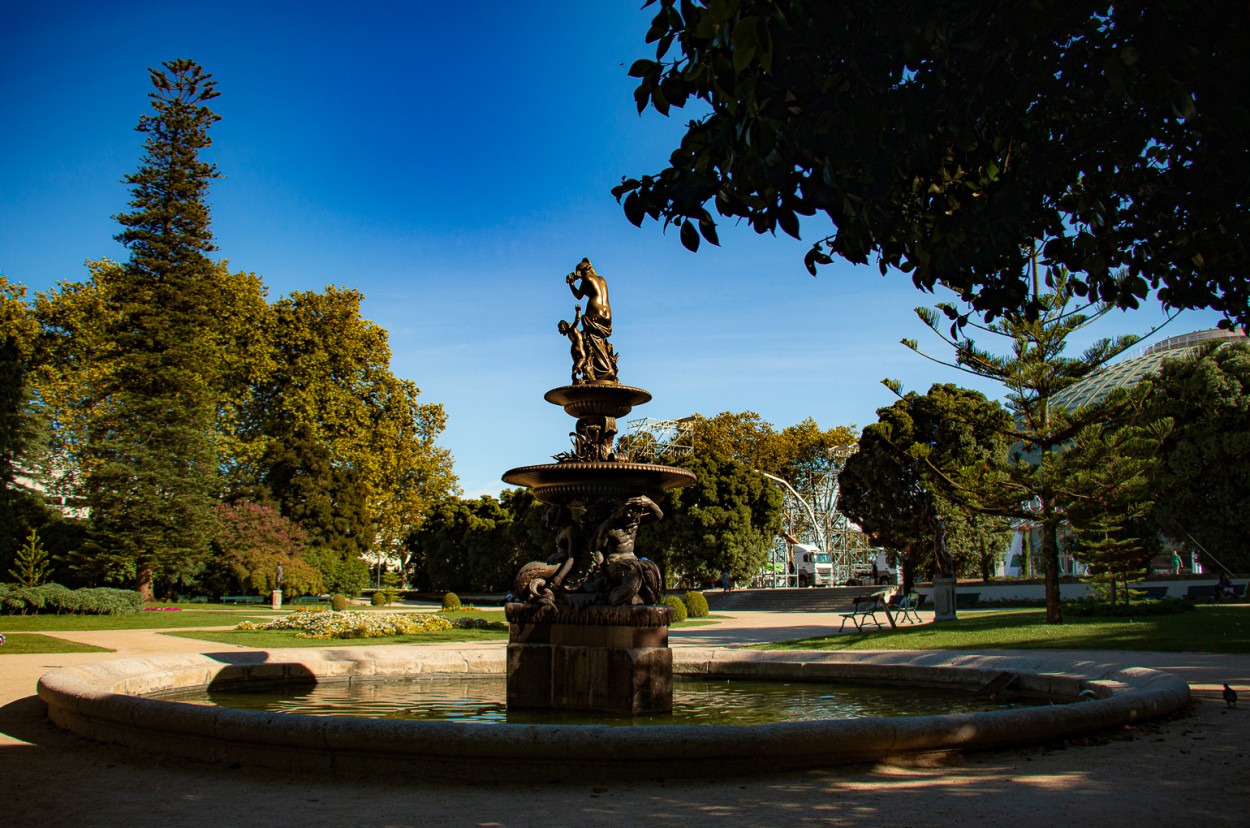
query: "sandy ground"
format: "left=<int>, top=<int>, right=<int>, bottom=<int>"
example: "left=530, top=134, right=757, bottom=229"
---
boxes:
left=2, top=610, right=1248, bottom=828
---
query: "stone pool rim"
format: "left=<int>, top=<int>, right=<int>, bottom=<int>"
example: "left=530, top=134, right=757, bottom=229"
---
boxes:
left=36, top=646, right=1191, bottom=780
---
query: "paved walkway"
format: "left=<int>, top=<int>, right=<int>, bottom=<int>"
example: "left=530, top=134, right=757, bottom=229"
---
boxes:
left=2, top=610, right=1248, bottom=827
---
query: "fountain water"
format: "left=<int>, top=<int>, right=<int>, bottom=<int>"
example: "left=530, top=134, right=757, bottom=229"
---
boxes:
left=501, top=258, right=695, bottom=714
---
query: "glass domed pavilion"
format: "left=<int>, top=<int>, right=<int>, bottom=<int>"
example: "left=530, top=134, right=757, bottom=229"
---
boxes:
left=1051, top=327, right=1247, bottom=410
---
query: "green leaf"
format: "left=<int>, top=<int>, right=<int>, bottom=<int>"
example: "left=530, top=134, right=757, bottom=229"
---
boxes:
left=628, top=59, right=657, bottom=78
left=680, top=220, right=701, bottom=252
left=777, top=209, right=800, bottom=239
left=699, top=219, right=720, bottom=246
left=624, top=192, right=646, bottom=227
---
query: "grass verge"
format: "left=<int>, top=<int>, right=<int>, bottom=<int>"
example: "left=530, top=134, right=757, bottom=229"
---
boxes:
left=0, top=605, right=487, bottom=633
left=0, top=608, right=285, bottom=632
left=0, top=633, right=114, bottom=655
left=757, top=605, right=1250, bottom=653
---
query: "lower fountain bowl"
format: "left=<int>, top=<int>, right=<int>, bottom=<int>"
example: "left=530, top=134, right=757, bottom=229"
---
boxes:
left=37, top=647, right=1191, bottom=782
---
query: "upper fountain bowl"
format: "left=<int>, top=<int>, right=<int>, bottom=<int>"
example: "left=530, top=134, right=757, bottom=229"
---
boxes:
left=544, top=383, right=651, bottom=418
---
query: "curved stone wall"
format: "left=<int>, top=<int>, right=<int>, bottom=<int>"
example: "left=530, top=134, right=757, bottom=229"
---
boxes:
left=36, top=647, right=1190, bottom=781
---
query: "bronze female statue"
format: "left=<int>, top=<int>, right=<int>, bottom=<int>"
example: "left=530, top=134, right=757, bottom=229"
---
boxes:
left=566, top=258, right=618, bottom=383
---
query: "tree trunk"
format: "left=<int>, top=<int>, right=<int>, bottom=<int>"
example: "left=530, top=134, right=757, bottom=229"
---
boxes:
left=900, top=544, right=916, bottom=594
left=136, top=565, right=155, bottom=603
left=1041, top=521, right=1063, bottom=624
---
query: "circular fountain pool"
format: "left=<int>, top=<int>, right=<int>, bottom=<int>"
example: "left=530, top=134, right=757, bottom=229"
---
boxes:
left=161, top=674, right=1047, bottom=725
left=36, top=646, right=1190, bottom=781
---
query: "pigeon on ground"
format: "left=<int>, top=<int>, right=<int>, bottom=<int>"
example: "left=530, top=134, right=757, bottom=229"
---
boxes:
left=1223, top=684, right=1238, bottom=708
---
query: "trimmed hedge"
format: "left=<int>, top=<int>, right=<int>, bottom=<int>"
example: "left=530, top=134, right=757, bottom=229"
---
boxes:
left=683, top=590, right=709, bottom=618
left=442, top=592, right=462, bottom=611
left=663, top=594, right=688, bottom=622
left=0, top=583, right=144, bottom=616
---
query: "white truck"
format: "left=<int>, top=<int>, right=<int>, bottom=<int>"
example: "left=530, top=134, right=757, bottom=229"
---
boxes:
left=847, top=549, right=898, bottom=586
left=790, top=542, right=834, bottom=587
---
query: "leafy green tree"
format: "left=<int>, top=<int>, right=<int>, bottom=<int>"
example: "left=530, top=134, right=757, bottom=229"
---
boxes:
left=639, top=451, right=783, bottom=588
left=82, top=59, right=227, bottom=600
left=838, top=384, right=1012, bottom=591
left=245, top=286, right=457, bottom=570
left=940, top=503, right=1014, bottom=583
left=303, top=545, right=370, bottom=597
left=774, top=417, right=858, bottom=487
left=0, top=277, right=53, bottom=573
left=1140, top=342, right=1250, bottom=571
left=616, top=0, right=1250, bottom=328
left=667, top=413, right=856, bottom=554
left=675, top=412, right=856, bottom=479
left=406, top=495, right=523, bottom=593
left=259, top=424, right=371, bottom=562
left=206, top=500, right=322, bottom=596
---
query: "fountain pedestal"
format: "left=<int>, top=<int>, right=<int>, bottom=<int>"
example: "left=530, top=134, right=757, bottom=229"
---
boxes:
left=505, top=604, right=672, bottom=715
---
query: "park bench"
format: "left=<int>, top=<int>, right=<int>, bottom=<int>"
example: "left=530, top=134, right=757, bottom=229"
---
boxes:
left=292, top=595, right=325, bottom=605
left=220, top=595, right=264, bottom=605
left=839, top=591, right=885, bottom=632
left=890, top=591, right=924, bottom=624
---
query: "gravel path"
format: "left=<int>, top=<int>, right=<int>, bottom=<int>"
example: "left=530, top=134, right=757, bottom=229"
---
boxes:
left=2, top=611, right=1247, bottom=827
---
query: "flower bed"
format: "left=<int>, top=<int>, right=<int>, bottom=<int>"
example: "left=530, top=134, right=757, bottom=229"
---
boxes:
left=235, top=609, right=455, bottom=639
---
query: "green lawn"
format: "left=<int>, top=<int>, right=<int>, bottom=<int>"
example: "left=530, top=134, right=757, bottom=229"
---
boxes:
left=0, top=605, right=479, bottom=633
left=0, top=608, right=281, bottom=632
left=759, top=605, right=1250, bottom=653
left=0, top=633, right=113, bottom=655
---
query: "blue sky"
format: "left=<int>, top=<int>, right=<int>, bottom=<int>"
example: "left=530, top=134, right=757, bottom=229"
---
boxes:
left=1, top=1, right=1226, bottom=498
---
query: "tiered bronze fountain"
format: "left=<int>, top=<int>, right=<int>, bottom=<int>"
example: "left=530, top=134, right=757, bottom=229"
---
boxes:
left=502, top=258, right=695, bottom=715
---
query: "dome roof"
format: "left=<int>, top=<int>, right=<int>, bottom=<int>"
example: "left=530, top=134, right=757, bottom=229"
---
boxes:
left=1052, top=328, right=1247, bottom=410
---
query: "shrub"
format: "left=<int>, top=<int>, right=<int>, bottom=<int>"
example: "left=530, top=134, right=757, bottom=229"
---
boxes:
left=663, top=594, right=687, bottom=622
left=683, top=590, right=709, bottom=618
left=0, top=583, right=143, bottom=616
left=331, top=594, right=349, bottom=612
left=442, top=592, right=462, bottom=611
left=370, top=590, right=389, bottom=607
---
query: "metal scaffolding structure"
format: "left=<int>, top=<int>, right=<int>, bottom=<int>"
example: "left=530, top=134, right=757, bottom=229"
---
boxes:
left=761, top=446, right=876, bottom=586
left=622, top=416, right=695, bottom=462
left=624, top=417, right=876, bottom=587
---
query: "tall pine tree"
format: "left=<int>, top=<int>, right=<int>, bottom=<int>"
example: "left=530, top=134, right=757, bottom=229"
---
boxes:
left=86, top=59, right=224, bottom=600
left=902, top=261, right=1172, bottom=623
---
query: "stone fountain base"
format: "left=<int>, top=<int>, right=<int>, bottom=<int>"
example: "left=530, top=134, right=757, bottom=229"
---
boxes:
left=505, top=603, right=673, bottom=715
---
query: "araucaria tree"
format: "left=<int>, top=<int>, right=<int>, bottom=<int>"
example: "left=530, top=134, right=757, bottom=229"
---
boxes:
left=904, top=268, right=1168, bottom=623
left=86, top=59, right=226, bottom=599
